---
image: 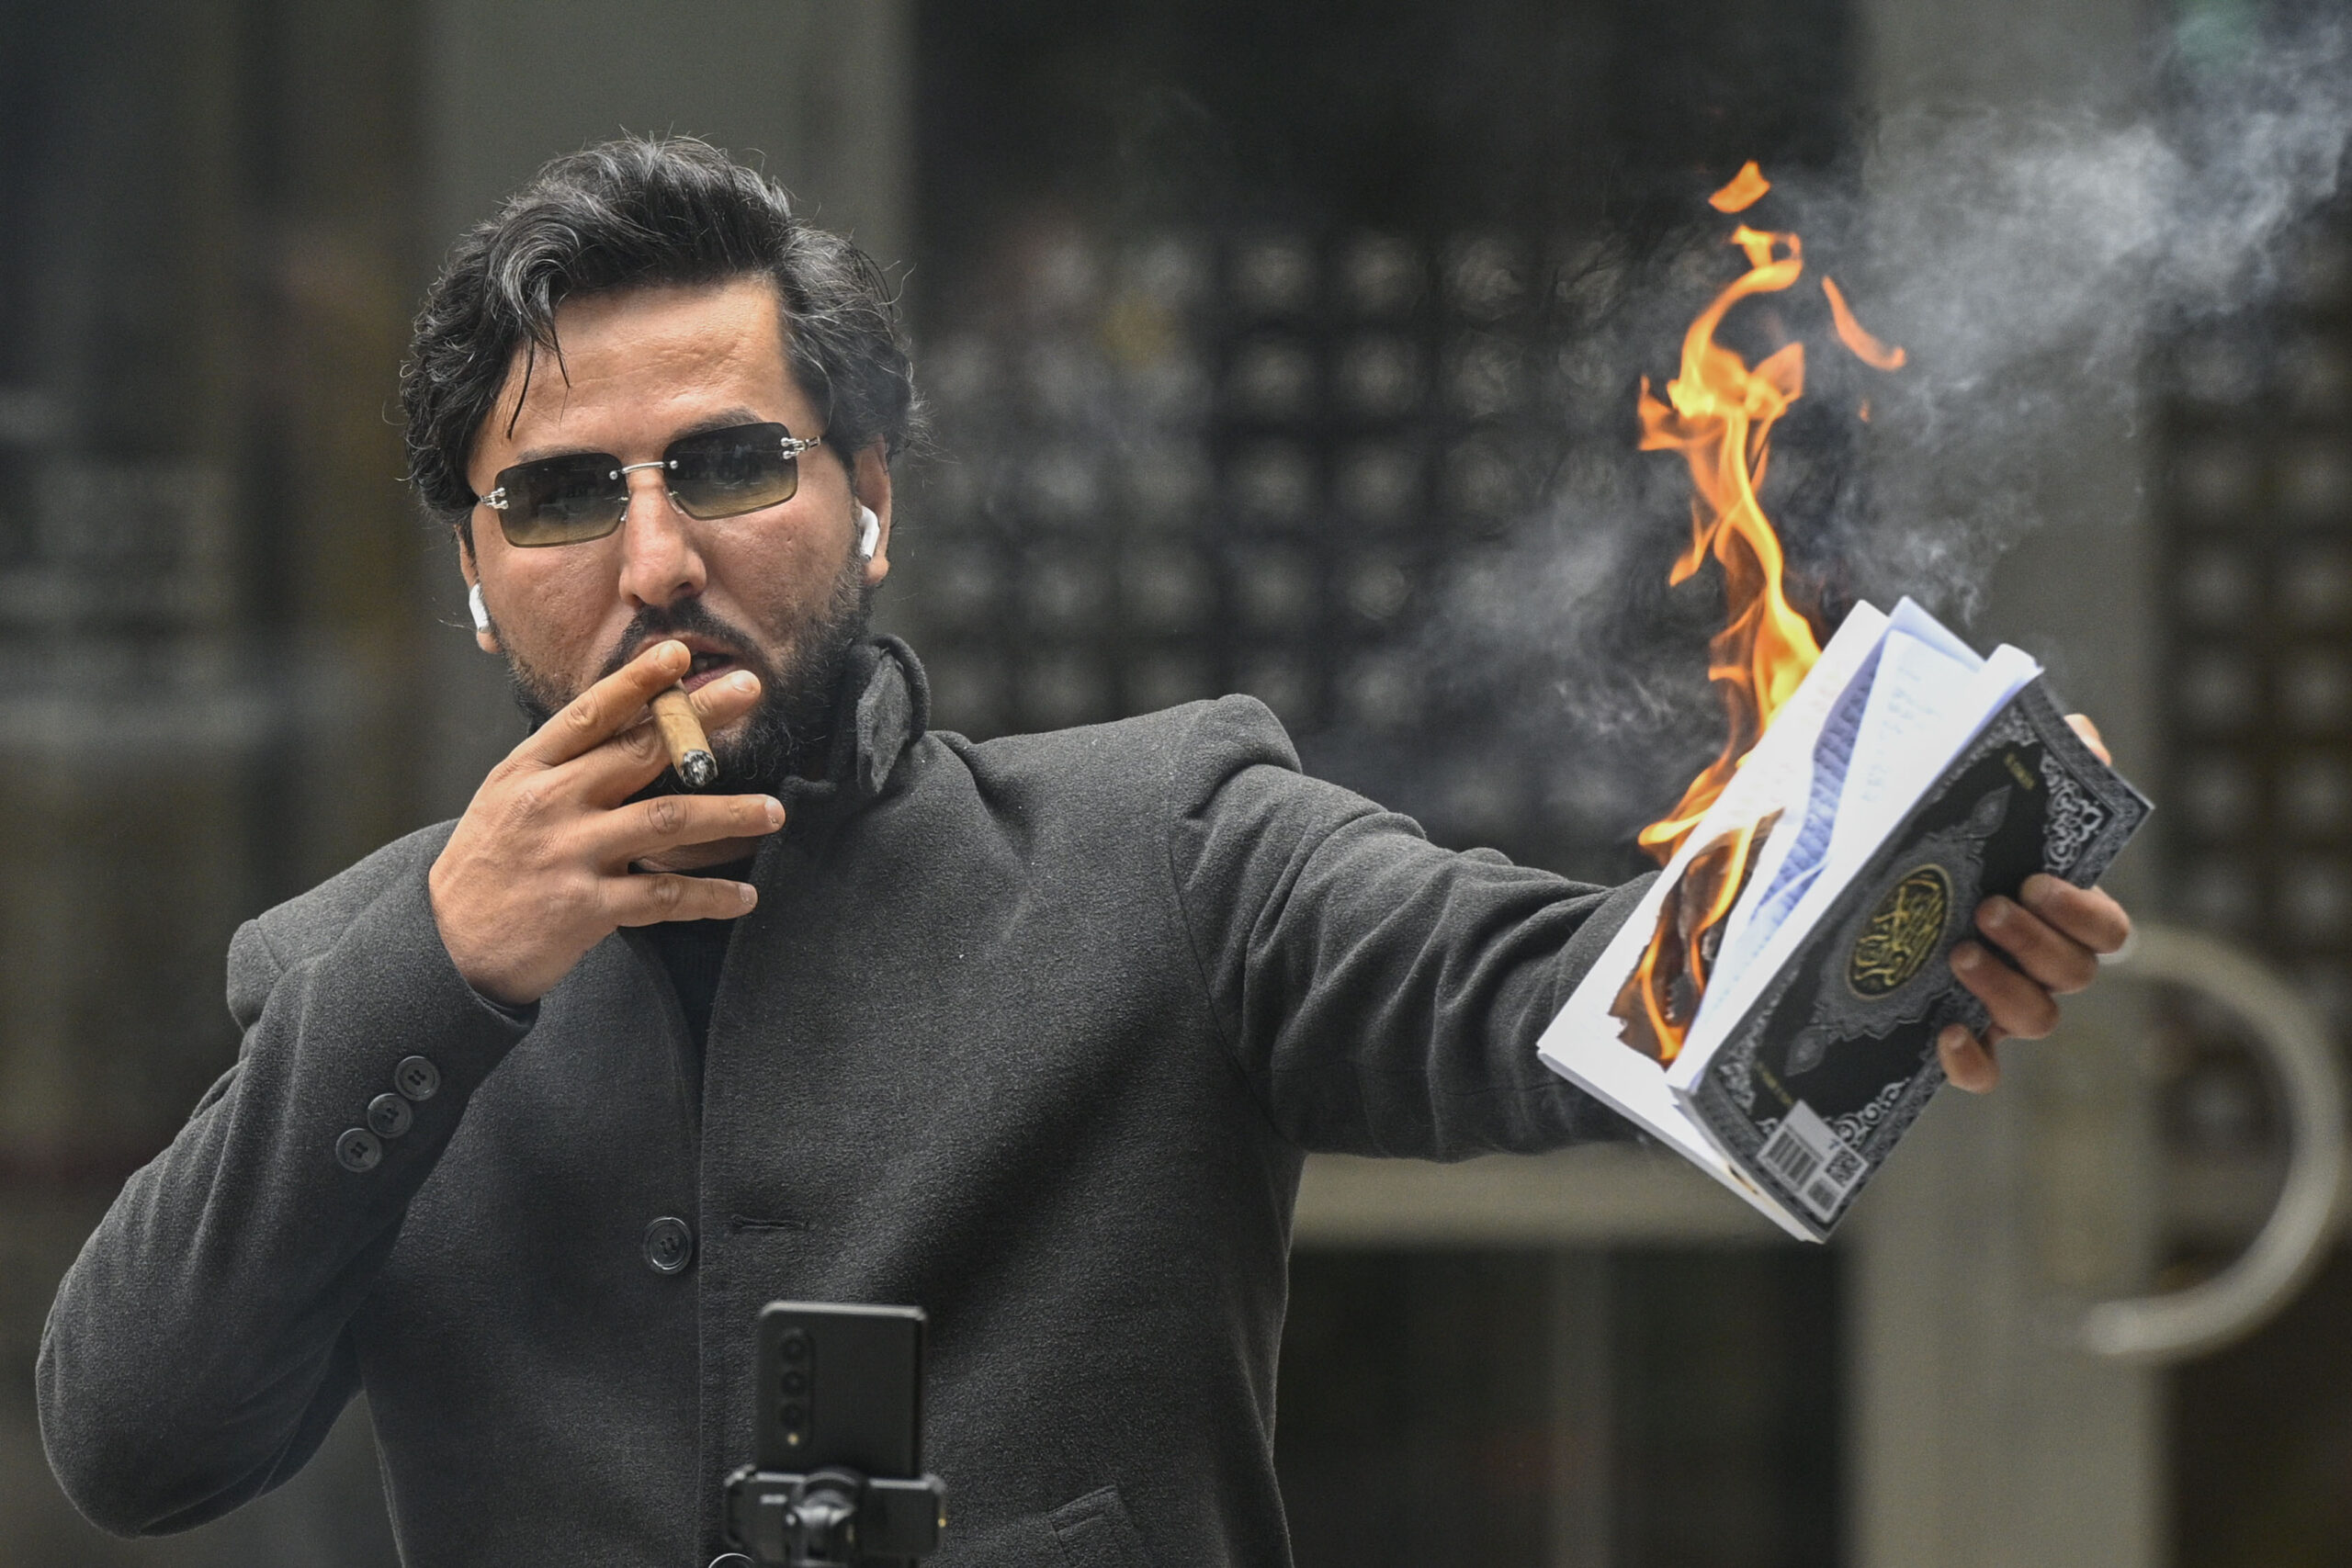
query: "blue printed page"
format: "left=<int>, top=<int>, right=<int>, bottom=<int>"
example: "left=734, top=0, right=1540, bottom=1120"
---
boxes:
left=1817, top=621, right=1983, bottom=883
left=1709, top=650, right=1880, bottom=990
left=1708, top=600, right=1980, bottom=1000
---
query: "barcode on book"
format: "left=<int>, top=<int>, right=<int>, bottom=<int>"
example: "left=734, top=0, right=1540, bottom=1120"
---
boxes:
left=1756, top=1100, right=1867, bottom=1223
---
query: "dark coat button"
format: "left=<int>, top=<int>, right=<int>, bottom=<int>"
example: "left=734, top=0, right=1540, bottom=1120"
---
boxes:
left=642, top=1216, right=695, bottom=1276
left=334, top=1128, right=382, bottom=1173
left=367, top=1093, right=413, bottom=1138
left=393, top=1055, right=440, bottom=1102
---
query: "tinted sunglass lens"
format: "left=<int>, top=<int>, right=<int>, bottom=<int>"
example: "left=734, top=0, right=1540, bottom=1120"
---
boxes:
left=668, top=423, right=799, bottom=519
left=498, top=455, right=628, bottom=546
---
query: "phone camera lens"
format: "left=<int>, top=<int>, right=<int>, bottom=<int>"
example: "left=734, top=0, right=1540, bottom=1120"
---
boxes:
left=779, top=1331, right=810, bottom=1362
left=779, top=1402, right=806, bottom=1427
left=780, top=1370, right=808, bottom=1394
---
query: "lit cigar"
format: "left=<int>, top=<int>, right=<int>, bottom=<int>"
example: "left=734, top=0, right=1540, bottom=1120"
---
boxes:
left=650, top=685, right=718, bottom=789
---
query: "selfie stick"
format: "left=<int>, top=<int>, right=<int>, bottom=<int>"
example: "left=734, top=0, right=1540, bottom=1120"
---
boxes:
left=716, top=1465, right=945, bottom=1566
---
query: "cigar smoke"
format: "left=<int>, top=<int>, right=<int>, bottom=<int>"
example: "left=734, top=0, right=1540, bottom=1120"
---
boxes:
left=1357, top=12, right=2352, bottom=861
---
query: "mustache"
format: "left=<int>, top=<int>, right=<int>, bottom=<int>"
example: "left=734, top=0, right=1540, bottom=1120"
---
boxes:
left=594, top=597, right=776, bottom=684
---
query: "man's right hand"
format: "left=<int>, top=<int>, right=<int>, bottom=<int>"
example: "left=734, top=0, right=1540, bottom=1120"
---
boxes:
left=429, top=639, right=785, bottom=1006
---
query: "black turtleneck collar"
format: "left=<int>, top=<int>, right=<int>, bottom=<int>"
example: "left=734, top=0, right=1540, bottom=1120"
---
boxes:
left=772, top=635, right=930, bottom=836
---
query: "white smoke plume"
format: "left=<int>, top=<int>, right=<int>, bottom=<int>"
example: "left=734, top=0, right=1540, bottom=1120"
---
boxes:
left=1838, top=12, right=2352, bottom=613
left=1367, top=12, right=2352, bottom=856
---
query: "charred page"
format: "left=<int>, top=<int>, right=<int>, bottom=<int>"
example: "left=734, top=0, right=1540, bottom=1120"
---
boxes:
left=1677, top=680, right=2151, bottom=1238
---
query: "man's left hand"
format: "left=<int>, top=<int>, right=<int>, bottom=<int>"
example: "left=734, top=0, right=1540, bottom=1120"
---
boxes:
left=1939, top=875, right=2131, bottom=1091
left=1938, top=712, right=2132, bottom=1092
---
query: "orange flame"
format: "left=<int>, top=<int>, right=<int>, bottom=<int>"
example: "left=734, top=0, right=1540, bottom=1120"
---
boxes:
left=1709, top=161, right=1771, bottom=213
left=1618, top=164, right=1906, bottom=1063
left=1823, top=276, right=1907, bottom=369
left=1633, top=218, right=1821, bottom=862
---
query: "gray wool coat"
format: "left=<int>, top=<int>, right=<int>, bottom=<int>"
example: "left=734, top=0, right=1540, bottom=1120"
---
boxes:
left=39, top=637, right=1646, bottom=1568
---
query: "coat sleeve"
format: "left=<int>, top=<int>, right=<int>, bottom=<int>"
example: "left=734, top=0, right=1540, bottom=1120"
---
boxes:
left=36, top=867, right=537, bottom=1537
left=1163, top=695, right=1653, bottom=1158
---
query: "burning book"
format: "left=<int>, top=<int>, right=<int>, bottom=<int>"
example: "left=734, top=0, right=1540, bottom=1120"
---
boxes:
left=1539, top=600, right=2148, bottom=1239
left=1534, top=164, right=2148, bottom=1239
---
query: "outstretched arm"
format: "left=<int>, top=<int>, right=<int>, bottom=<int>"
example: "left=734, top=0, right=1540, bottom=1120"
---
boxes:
left=1166, top=695, right=1651, bottom=1159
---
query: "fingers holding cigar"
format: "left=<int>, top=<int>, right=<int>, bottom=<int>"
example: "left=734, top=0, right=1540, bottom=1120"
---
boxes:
left=515, top=640, right=759, bottom=781
left=559, top=646, right=763, bottom=803
left=431, top=640, right=781, bottom=1005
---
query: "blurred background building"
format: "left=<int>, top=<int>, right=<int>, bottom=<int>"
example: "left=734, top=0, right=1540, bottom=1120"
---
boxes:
left=0, top=0, right=2344, bottom=1563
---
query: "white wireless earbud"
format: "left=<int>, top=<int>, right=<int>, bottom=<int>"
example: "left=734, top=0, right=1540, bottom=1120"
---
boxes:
left=856, top=503, right=881, bottom=560
left=468, top=582, right=492, bottom=635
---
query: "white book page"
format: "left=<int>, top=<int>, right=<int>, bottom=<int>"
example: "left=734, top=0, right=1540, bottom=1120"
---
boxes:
left=1823, top=637, right=2042, bottom=893
left=1815, top=625, right=1981, bottom=884
left=1711, top=601, right=1969, bottom=991
left=1698, top=602, right=1894, bottom=917
left=1881, top=594, right=1979, bottom=667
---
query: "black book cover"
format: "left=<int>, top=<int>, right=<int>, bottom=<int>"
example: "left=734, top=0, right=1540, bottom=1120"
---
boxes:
left=1682, top=678, right=2153, bottom=1239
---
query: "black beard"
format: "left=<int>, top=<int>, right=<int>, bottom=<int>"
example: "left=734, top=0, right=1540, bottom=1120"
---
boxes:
left=505, top=558, right=872, bottom=796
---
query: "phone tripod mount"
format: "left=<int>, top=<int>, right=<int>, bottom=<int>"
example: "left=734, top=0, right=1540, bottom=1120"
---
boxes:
left=715, top=1463, right=946, bottom=1566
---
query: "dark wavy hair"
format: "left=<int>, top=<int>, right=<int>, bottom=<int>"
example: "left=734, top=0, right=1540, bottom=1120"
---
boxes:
left=401, top=136, right=918, bottom=540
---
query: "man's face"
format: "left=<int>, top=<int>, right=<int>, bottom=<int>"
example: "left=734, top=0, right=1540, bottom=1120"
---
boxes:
left=461, top=276, right=892, bottom=780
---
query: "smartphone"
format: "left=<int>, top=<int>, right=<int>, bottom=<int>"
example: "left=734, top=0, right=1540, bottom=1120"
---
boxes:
left=753, top=1301, right=926, bottom=1477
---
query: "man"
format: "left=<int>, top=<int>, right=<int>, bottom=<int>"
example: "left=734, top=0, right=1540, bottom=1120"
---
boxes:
left=39, top=139, right=2129, bottom=1567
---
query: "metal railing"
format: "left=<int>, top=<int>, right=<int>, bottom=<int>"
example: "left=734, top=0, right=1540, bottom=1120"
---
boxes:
left=2079, top=922, right=2348, bottom=1363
